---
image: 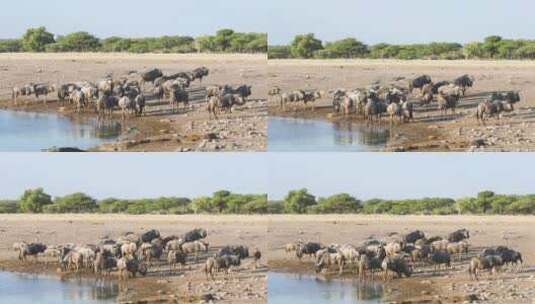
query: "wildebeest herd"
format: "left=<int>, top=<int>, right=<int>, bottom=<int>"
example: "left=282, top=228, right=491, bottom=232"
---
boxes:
left=271, top=74, right=521, bottom=125
left=284, top=228, right=524, bottom=281
left=11, top=66, right=253, bottom=120
left=12, top=227, right=262, bottom=281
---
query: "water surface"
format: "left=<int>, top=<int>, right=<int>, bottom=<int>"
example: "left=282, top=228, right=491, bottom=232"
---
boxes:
left=268, top=272, right=383, bottom=304
left=0, top=110, right=121, bottom=151
left=0, top=271, right=118, bottom=304
left=268, top=117, right=389, bottom=152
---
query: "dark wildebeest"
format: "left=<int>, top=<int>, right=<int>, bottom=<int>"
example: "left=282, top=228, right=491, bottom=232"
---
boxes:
left=190, top=67, right=209, bottom=83
left=448, top=229, right=470, bottom=242
left=469, top=255, right=503, bottom=280
left=430, top=251, right=451, bottom=271
left=381, top=255, right=412, bottom=280
left=217, top=245, right=249, bottom=259
left=404, top=230, right=426, bottom=244
left=482, top=246, right=523, bottom=268
left=140, top=229, right=160, bottom=243
left=453, top=74, right=474, bottom=96
left=170, top=87, right=189, bottom=113
left=21, top=243, right=47, bottom=262
left=409, top=75, right=432, bottom=94
left=117, top=257, right=148, bottom=280
left=139, top=68, right=163, bottom=89
left=219, top=93, right=245, bottom=113
left=223, top=84, right=252, bottom=101
left=182, top=228, right=207, bottom=243
left=296, top=242, right=322, bottom=260
left=491, top=91, right=521, bottom=104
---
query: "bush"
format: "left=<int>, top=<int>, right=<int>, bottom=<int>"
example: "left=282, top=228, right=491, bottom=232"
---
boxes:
left=21, top=27, right=55, bottom=52
left=0, top=200, right=19, bottom=213
left=51, top=193, right=97, bottom=213
left=0, top=39, right=22, bottom=52
left=19, top=188, right=52, bottom=213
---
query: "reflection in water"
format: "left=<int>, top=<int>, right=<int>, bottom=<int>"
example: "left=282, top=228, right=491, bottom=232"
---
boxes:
left=0, top=110, right=121, bottom=151
left=268, top=272, right=383, bottom=304
left=268, top=117, right=389, bottom=152
left=0, top=272, right=118, bottom=304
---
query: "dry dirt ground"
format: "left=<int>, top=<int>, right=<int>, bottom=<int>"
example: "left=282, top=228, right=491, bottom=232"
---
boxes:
left=267, top=215, right=535, bottom=303
left=268, top=59, right=535, bottom=151
left=0, top=214, right=268, bottom=303
left=0, top=53, right=267, bottom=152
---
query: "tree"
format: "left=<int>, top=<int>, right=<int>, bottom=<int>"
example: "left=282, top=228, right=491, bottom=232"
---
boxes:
left=283, top=189, right=316, bottom=213
left=214, top=29, right=235, bottom=51
left=290, top=33, right=323, bottom=58
left=55, top=32, right=100, bottom=51
left=19, top=188, right=52, bottom=213
left=308, top=193, right=361, bottom=213
left=21, top=27, right=55, bottom=52
left=52, top=192, right=97, bottom=213
left=322, top=38, right=368, bottom=58
left=482, top=35, right=502, bottom=58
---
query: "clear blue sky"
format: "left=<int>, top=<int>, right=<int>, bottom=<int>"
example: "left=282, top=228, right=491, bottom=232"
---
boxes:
left=2, top=153, right=534, bottom=201
left=268, top=153, right=535, bottom=200
left=0, top=0, right=269, bottom=39
left=267, top=0, right=535, bottom=45
left=0, top=153, right=267, bottom=199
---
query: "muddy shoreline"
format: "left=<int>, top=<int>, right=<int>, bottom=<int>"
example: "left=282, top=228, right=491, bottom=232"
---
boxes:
left=268, top=104, right=447, bottom=152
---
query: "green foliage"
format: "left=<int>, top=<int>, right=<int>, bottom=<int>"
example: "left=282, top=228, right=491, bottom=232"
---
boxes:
left=283, top=188, right=317, bottom=213
left=316, top=38, right=368, bottom=59
left=47, top=192, right=98, bottom=213
left=21, top=27, right=55, bottom=52
left=0, top=200, right=19, bottom=213
left=9, top=27, right=265, bottom=54
left=53, top=32, right=101, bottom=52
left=0, top=39, right=22, bottom=52
left=290, top=33, right=323, bottom=58
left=307, top=193, right=361, bottom=213
left=275, top=34, right=535, bottom=60
left=267, top=201, right=285, bottom=214
left=268, top=45, right=292, bottom=59
left=19, top=188, right=53, bottom=213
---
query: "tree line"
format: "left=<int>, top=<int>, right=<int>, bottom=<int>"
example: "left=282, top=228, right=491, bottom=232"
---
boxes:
left=266, top=189, right=535, bottom=215
left=0, top=188, right=268, bottom=215
left=1, top=188, right=534, bottom=215
left=268, top=34, right=535, bottom=60
left=0, top=27, right=267, bottom=54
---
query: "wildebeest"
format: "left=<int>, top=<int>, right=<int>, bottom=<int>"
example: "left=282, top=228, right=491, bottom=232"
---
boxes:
left=118, top=96, right=136, bottom=119
left=190, top=66, right=209, bottom=83
left=70, top=90, right=86, bottom=113
left=404, top=230, right=426, bottom=243
left=453, top=74, right=474, bottom=96
left=182, top=228, right=208, bottom=243
left=430, top=251, right=451, bottom=271
left=409, top=75, right=432, bottom=94
left=315, top=250, right=346, bottom=275
left=167, top=250, right=187, bottom=272
left=181, top=240, right=209, bottom=261
left=20, top=243, right=47, bottom=262
left=207, top=96, right=221, bottom=119
left=120, top=242, right=137, bottom=258
left=446, top=241, right=469, bottom=261
left=296, top=242, right=322, bottom=259
left=219, top=94, right=244, bottom=113
left=448, top=229, right=470, bottom=242
left=139, top=68, right=163, bottom=89
left=117, top=257, right=147, bottom=280
left=437, top=86, right=462, bottom=116
left=381, top=255, right=412, bottom=280
left=170, top=87, right=189, bottom=113
left=217, top=245, right=249, bottom=259
left=140, top=229, right=160, bottom=243
left=223, top=84, right=252, bottom=101
left=469, top=255, right=503, bottom=280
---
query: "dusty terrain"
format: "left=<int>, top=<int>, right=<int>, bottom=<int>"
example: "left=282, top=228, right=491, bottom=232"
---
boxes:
left=267, top=215, right=535, bottom=303
left=0, top=214, right=268, bottom=303
left=0, top=53, right=267, bottom=152
left=268, top=59, right=535, bottom=151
